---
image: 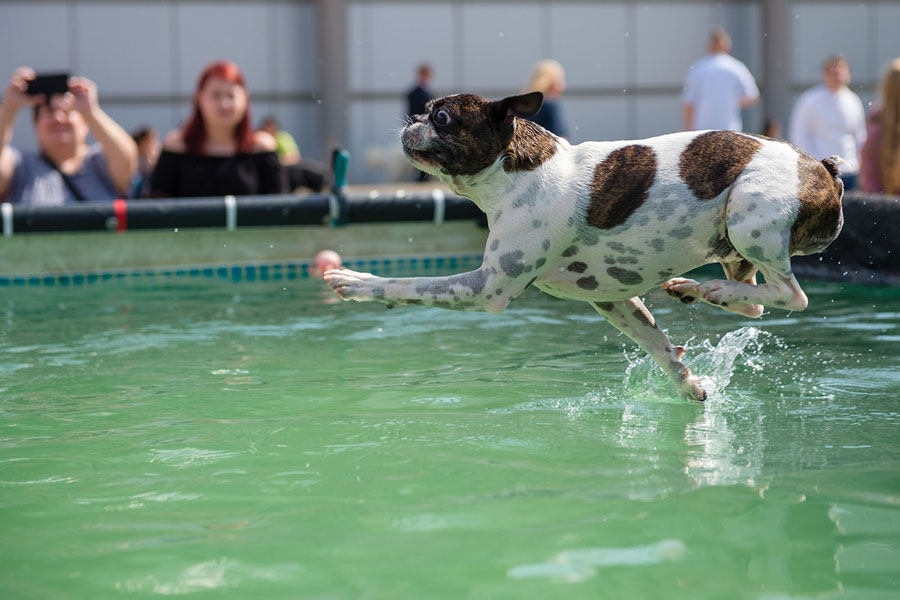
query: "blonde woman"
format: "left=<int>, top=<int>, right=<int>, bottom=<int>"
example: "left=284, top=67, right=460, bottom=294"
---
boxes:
left=524, top=59, right=568, bottom=137
left=860, top=58, right=900, bottom=195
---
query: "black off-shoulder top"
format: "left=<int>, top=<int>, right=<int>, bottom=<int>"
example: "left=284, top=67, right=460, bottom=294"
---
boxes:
left=150, top=150, right=288, bottom=198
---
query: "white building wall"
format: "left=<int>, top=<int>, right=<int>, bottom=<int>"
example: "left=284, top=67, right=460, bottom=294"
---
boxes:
left=1, top=1, right=900, bottom=184
left=0, top=1, right=321, bottom=169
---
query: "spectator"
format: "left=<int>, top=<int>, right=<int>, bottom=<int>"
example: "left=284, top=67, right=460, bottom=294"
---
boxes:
left=406, top=64, right=434, bottom=182
left=860, top=58, right=900, bottom=195
left=258, top=115, right=326, bottom=192
left=524, top=59, right=568, bottom=138
left=259, top=115, right=300, bottom=166
left=682, top=27, right=759, bottom=131
left=406, top=64, right=433, bottom=120
left=0, top=67, right=137, bottom=205
left=151, top=60, right=286, bottom=198
left=130, top=125, right=160, bottom=198
left=789, top=55, right=866, bottom=190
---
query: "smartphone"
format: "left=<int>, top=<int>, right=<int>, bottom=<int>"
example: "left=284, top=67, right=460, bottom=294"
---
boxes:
left=26, top=73, right=70, bottom=97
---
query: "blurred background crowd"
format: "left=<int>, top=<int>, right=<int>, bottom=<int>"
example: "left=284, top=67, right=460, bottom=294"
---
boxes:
left=1, top=0, right=900, bottom=204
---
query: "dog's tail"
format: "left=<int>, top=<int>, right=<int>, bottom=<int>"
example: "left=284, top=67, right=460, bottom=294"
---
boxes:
left=821, top=155, right=845, bottom=199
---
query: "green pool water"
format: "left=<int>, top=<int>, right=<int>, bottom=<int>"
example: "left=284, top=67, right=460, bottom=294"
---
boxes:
left=1, top=276, right=898, bottom=598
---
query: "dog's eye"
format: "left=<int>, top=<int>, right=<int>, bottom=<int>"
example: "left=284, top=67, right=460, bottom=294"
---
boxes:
left=433, top=109, right=452, bottom=126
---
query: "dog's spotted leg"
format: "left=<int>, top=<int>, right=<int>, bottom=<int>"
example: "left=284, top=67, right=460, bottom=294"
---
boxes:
left=663, top=265, right=808, bottom=315
left=325, top=229, right=550, bottom=313
left=592, top=298, right=706, bottom=402
left=662, top=267, right=764, bottom=318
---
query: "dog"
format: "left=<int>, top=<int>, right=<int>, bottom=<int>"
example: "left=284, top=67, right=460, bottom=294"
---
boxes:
left=325, top=92, right=843, bottom=401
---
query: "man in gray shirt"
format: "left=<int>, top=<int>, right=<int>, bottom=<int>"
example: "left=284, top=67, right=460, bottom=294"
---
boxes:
left=0, top=67, right=137, bottom=205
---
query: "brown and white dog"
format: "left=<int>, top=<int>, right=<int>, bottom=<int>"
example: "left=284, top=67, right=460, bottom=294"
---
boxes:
left=325, top=92, right=843, bottom=401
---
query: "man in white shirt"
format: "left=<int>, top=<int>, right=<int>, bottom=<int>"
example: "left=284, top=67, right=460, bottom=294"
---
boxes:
left=789, top=55, right=866, bottom=190
left=682, top=27, right=760, bottom=132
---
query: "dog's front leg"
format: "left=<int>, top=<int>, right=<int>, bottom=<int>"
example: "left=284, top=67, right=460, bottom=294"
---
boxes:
left=325, top=226, right=549, bottom=313
left=591, top=298, right=707, bottom=401
left=323, top=265, right=509, bottom=312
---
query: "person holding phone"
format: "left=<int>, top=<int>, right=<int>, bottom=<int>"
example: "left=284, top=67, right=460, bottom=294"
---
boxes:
left=0, top=67, right=138, bottom=205
left=150, top=60, right=286, bottom=198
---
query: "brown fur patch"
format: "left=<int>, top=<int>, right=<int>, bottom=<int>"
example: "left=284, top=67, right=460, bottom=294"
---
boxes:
left=587, top=145, right=657, bottom=229
left=791, top=154, right=844, bottom=255
left=722, top=259, right=757, bottom=282
left=567, top=261, right=588, bottom=273
left=503, top=119, right=558, bottom=173
left=679, top=131, right=762, bottom=200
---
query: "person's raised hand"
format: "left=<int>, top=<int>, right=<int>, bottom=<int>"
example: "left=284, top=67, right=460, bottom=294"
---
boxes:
left=69, top=76, right=100, bottom=118
left=3, top=67, right=44, bottom=112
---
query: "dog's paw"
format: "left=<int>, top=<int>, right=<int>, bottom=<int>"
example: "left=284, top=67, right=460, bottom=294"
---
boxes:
left=662, top=278, right=699, bottom=304
left=323, top=268, right=381, bottom=302
left=683, top=374, right=708, bottom=402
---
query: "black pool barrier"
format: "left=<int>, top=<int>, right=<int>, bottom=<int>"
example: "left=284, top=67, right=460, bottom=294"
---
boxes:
left=0, top=190, right=482, bottom=235
left=0, top=146, right=482, bottom=235
left=793, top=192, right=900, bottom=286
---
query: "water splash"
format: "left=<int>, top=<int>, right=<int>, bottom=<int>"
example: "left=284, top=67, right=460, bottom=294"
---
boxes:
left=624, top=326, right=779, bottom=403
left=496, top=327, right=781, bottom=415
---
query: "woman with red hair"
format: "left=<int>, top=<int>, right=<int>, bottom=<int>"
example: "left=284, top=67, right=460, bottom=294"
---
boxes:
left=151, top=60, right=286, bottom=197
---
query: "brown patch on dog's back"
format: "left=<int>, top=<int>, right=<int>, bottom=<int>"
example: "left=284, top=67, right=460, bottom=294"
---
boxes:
left=587, top=145, right=656, bottom=229
left=679, top=131, right=762, bottom=200
left=791, top=154, right=844, bottom=255
left=503, top=119, right=558, bottom=172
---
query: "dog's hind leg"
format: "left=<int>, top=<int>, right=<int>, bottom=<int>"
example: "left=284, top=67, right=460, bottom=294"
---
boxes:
left=662, top=259, right=763, bottom=318
left=592, top=297, right=706, bottom=401
left=662, top=155, right=823, bottom=314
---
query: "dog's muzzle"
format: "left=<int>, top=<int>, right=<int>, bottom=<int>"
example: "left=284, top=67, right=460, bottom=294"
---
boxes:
left=401, top=122, right=440, bottom=166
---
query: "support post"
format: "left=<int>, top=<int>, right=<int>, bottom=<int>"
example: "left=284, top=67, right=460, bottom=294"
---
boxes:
left=318, top=0, right=348, bottom=162
left=762, top=0, right=791, bottom=131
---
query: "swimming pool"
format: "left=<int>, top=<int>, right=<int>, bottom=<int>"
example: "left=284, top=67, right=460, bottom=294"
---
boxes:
left=1, top=275, right=898, bottom=598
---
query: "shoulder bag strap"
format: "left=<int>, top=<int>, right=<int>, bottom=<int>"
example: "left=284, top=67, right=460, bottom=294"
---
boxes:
left=40, top=153, right=87, bottom=202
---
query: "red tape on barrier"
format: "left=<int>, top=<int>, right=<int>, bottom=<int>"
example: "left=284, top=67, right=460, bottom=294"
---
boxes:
left=113, top=199, right=128, bottom=232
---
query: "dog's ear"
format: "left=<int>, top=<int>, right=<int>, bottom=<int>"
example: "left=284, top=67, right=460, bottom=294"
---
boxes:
left=491, top=92, right=544, bottom=123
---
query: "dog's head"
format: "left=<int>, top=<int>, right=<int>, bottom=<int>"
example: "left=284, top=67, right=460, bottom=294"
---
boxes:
left=401, top=92, right=543, bottom=177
